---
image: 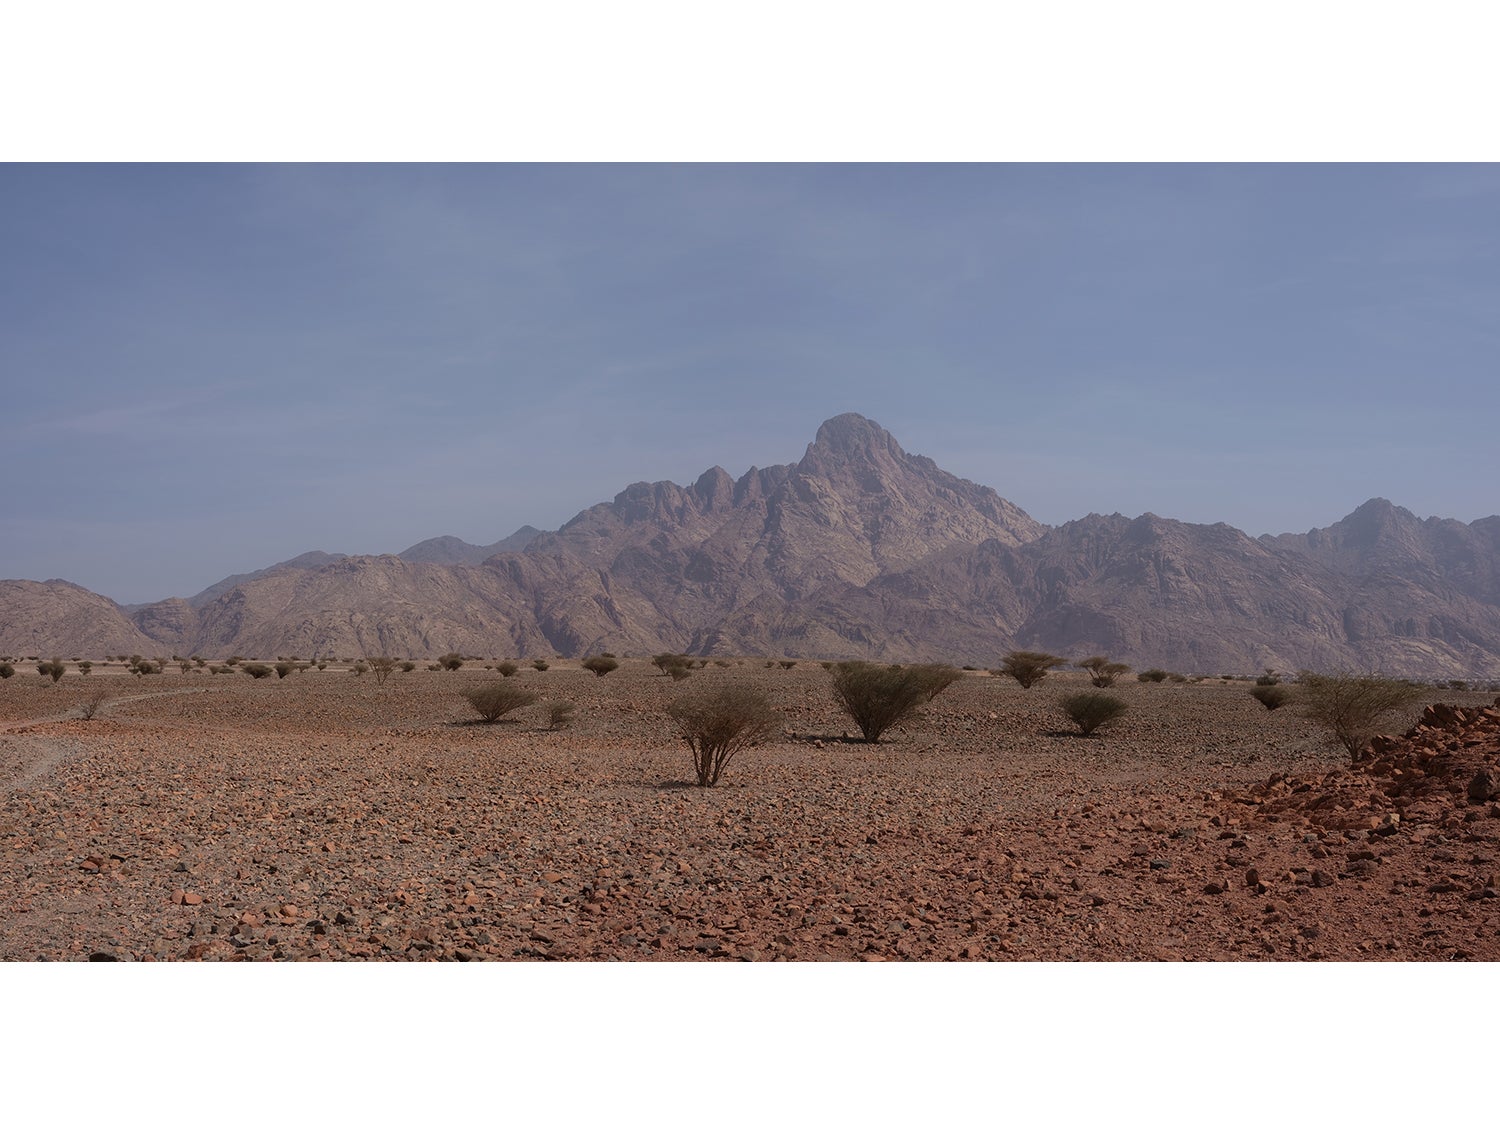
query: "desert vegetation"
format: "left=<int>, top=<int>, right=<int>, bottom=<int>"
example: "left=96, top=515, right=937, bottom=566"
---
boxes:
left=1296, top=671, right=1426, bottom=763
left=997, top=651, right=1065, bottom=690
left=1059, top=691, right=1129, bottom=735
left=462, top=681, right=538, bottom=723
left=367, top=657, right=398, bottom=684
left=581, top=656, right=619, bottom=678
left=829, top=661, right=963, bottom=743
left=668, top=683, right=776, bottom=787
left=1076, top=655, right=1130, bottom=688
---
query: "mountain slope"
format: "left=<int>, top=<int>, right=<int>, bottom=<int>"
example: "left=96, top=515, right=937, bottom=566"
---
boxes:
left=3, top=415, right=1498, bottom=677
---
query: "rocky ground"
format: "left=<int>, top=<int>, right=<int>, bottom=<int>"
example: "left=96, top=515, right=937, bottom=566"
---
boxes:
left=2, top=660, right=1496, bottom=961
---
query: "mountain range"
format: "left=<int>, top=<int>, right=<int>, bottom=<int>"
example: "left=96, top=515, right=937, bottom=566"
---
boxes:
left=4, top=413, right=1498, bottom=678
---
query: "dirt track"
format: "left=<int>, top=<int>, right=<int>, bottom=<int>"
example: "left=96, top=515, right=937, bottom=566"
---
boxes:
left=2, top=662, right=1496, bottom=961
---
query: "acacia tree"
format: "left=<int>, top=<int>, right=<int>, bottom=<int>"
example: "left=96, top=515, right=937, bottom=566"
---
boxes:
left=1297, top=671, right=1425, bottom=764
left=997, top=651, right=1065, bottom=690
left=830, top=662, right=962, bottom=743
left=1076, top=655, right=1130, bottom=688
left=669, top=684, right=776, bottom=787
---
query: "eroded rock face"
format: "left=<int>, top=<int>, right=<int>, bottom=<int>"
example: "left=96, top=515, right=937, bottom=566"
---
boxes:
left=3, top=415, right=1500, bottom=673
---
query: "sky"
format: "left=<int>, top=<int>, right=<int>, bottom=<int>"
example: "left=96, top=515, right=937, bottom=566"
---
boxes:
left=3, top=162, right=1498, bottom=604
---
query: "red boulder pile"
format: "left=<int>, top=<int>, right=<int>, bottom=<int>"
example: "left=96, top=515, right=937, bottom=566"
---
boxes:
left=1221, top=699, right=1500, bottom=834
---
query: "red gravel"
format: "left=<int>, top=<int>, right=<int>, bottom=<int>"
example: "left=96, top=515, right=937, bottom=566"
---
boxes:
left=3, top=663, right=1496, bottom=961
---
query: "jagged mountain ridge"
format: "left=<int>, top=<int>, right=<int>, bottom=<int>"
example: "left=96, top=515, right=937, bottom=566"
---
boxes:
left=2, top=414, right=1498, bottom=677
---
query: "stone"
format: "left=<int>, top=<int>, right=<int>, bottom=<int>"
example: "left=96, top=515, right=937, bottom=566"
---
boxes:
left=1467, top=769, right=1496, bottom=804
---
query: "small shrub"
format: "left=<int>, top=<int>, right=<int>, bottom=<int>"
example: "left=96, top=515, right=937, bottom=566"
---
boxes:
left=209, top=664, right=235, bottom=674
left=352, top=660, right=368, bottom=676
left=400, top=661, right=416, bottom=673
left=547, top=700, right=575, bottom=729
left=439, top=653, right=464, bottom=672
left=600, top=652, right=617, bottom=659
left=714, top=660, right=732, bottom=668
left=1060, top=691, right=1129, bottom=736
left=495, top=660, right=519, bottom=678
left=532, top=659, right=550, bottom=672
left=1137, top=668, right=1169, bottom=683
left=242, top=663, right=273, bottom=679
left=997, top=651, right=1065, bottom=690
left=1297, top=671, right=1425, bottom=764
left=368, top=656, right=397, bottom=685
left=39, top=659, right=67, bottom=682
left=1448, top=680, right=1468, bottom=691
left=1249, top=684, right=1291, bottom=711
left=778, top=660, right=797, bottom=670
left=78, top=661, right=93, bottom=675
left=666, top=663, right=692, bottom=681
left=581, top=656, right=619, bottom=678
left=669, top=683, right=777, bottom=787
left=274, top=662, right=295, bottom=679
left=1256, top=669, right=1281, bottom=687
left=1076, top=655, right=1130, bottom=688
left=225, top=656, right=242, bottom=667
left=427, top=663, right=442, bottom=672
left=463, top=681, right=538, bottom=722
left=79, top=692, right=106, bottom=720
left=830, top=662, right=962, bottom=744
left=0, top=662, right=14, bottom=679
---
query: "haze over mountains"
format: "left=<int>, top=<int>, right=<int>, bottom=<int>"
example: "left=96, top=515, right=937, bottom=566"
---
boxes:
left=4, top=414, right=1498, bottom=678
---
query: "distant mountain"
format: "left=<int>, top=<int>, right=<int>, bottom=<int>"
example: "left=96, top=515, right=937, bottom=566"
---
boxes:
left=184, top=551, right=349, bottom=610
left=398, top=526, right=542, bottom=566
left=3, top=414, right=1498, bottom=677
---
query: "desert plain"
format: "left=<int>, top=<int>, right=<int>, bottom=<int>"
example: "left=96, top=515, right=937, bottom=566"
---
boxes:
left=2, top=658, right=1498, bottom=962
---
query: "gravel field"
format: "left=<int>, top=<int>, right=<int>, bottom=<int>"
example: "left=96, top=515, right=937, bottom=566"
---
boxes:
left=3, top=660, right=1497, bottom=962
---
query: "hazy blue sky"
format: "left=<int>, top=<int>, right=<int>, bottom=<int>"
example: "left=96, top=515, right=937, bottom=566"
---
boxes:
left=3, top=163, right=1497, bottom=604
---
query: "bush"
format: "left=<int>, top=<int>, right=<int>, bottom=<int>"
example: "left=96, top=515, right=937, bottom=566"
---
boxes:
left=367, top=656, right=397, bottom=685
left=830, top=662, right=962, bottom=744
left=242, top=663, right=273, bottom=679
left=1059, top=691, right=1129, bottom=736
left=38, top=659, right=66, bottom=683
left=352, top=660, right=368, bottom=676
left=463, top=681, right=538, bottom=722
left=0, top=662, right=13, bottom=679
left=581, top=656, right=619, bottom=678
left=997, top=651, right=1065, bottom=690
left=778, top=660, right=797, bottom=670
left=1076, top=655, right=1130, bottom=688
left=1137, top=668, right=1169, bottom=683
left=79, top=661, right=93, bottom=675
left=1297, top=671, right=1426, bottom=764
left=79, top=692, right=106, bottom=720
left=1249, top=683, right=1291, bottom=711
left=209, top=663, right=235, bottom=674
left=547, top=700, right=575, bottom=729
left=532, top=659, right=550, bottom=672
left=653, top=653, right=692, bottom=677
left=400, top=661, right=416, bottom=673
left=494, top=660, right=518, bottom=678
left=669, top=684, right=777, bottom=787
left=439, top=653, right=464, bottom=672
left=274, top=662, right=296, bottom=679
